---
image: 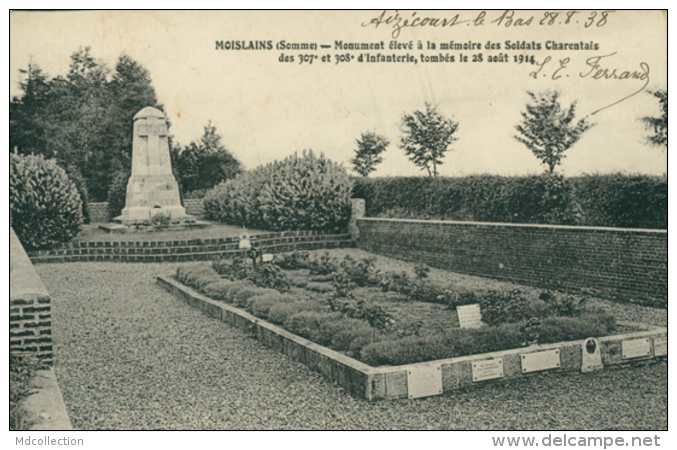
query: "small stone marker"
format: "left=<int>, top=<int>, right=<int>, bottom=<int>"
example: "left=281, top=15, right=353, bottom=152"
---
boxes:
left=239, top=231, right=251, bottom=249
left=521, top=349, right=561, bottom=373
left=472, top=358, right=503, bottom=382
left=654, top=337, right=667, bottom=357
left=581, top=338, right=603, bottom=373
left=622, top=338, right=651, bottom=359
left=456, top=304, right=482, bottom=329
left=262, top=253, right=274, bottom=262
left=406, top=364, right=443, bottom=399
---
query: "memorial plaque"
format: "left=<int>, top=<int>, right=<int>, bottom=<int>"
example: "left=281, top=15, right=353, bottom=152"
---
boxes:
left=406, top=364, right=443, bottom=399
left=262, top=253, right=274, bottom=262
left=472, top=358, right=503, bottom=382
left=521, top=349, right=561, bottom=373
left=654, top=337, right=667, bottom=357
left=622, top=338, right=651, bottom=359
left=457, top=304, right=482, bottom=329
left=239, top=232, right=251, bottom=250
left=581, top=338, right=603, bottom=373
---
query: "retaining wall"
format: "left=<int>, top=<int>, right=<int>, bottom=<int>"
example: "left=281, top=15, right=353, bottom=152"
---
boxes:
left=10, top=228, right=53, bottom=366
left=356, top=218, right=667, bottom=307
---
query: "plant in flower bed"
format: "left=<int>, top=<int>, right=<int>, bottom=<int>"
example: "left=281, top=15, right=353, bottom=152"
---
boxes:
left=10, top=355, right=37, bottom=430
left=175, top=250, right=620, bottom=366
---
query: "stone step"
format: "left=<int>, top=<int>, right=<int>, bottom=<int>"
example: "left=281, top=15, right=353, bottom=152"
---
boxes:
left=29, top=233, right=353, bottom=257
left=45, top=230, right=347, bottom=250
left=29, top=239, right=355, bottom=264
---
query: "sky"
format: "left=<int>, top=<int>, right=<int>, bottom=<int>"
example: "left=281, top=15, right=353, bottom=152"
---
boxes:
left=9, top=10, right=667, bottom=177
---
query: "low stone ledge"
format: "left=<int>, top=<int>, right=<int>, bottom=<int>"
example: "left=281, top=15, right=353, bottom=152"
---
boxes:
left=158, top=275, right=667, bottom=401
left=23, top=368, right=72, bottom=430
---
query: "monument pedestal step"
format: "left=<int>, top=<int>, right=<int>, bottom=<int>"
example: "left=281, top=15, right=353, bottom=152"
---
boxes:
left=99, top=219, right=210, bottom=234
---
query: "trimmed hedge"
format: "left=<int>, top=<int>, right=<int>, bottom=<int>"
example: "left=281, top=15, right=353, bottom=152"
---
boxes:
left=352, top=173, right=667, bottom=229
left=204, top=150, right=352, bottom=231
left=10, top=153, right=83, bottom=249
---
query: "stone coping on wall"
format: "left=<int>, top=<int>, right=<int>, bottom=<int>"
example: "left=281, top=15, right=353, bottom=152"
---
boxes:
left=23, top=368, right=73, bottom=430
left=157, top=275, right=667, bottom=401
left=356, top=217, right=667, bottom=234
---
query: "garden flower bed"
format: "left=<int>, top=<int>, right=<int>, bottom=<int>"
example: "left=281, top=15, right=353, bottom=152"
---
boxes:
left=158, top=249, right=666, bottom=400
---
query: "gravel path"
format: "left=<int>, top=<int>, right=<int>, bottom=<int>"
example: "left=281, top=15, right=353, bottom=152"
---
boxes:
left=37, top=262, right=667, bottom=430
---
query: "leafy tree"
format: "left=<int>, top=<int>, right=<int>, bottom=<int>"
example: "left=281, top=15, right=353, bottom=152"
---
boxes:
left=9, top=61, right=53, bottom=155
left=514, top=91, right=593, bottom=174
left=174, top=122, right=242, bottom=195
left=350, top=131, right=389, bottom=177
left=642, top=90, right=667, bottom=148
left=399, top=103, right=459, bottom=177
left=10, top=47, right=161, bottom=201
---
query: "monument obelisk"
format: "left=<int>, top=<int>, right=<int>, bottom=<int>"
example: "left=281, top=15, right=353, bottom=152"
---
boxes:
left=117, top=107, right=187, bottom=224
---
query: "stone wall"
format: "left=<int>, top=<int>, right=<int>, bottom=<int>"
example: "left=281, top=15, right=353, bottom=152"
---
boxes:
left=10, top=228, right=53, bottom=366
left=356, top=218, right=667, bottom=306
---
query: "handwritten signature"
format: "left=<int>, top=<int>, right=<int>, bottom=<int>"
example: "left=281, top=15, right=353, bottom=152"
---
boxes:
left=529, top=52, right=650, bottom=115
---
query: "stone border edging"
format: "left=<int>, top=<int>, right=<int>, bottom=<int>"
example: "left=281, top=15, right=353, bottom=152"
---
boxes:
left=23, top=368, right=73, bottom=430
left=158, top=276, right=667, bottom=401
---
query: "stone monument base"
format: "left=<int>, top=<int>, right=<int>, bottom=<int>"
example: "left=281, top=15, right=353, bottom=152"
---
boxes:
left=99, top=215, right=211, bottom=234
left=116, top=205, right=188, bottom=225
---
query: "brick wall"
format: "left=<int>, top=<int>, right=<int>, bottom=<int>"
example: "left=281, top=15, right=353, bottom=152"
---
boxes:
left=356, top=218, right=667, bottom=307
left=10, top=228, right=53, bottom=366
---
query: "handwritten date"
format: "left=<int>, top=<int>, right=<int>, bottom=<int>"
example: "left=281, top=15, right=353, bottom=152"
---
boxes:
left=362, top=10, right=615, bottom=38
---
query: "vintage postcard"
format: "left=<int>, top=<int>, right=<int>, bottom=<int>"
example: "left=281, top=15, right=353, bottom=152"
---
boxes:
left=9, top=9, right=667, bottom=440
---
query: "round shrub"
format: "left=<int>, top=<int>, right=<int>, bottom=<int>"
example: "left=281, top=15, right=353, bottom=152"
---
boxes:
left=267, top=301, right=322, bottom=325
left=283, top=311, right=343, bottom=346
left=248, top=293, right=297, bottom=319
left=203, top=280, right=250, bottom=302
left=176, top=266, right=219, bottom=287
left=10, top=153, right=83, bottom=249
left=204, top=150, right=352, bottom=231
left=231, top=286, right=278, bottom=309
left=538, top=317, right=610, bottom=344
left=329, top=319, right=380, bottom=351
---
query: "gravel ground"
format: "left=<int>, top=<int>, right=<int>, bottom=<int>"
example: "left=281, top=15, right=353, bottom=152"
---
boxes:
left=37, top=262, right=667, bottom=430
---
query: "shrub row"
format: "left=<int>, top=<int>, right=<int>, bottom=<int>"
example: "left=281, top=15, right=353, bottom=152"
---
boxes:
left=352, top=173, right=667, bottom=229
left=176, top=254, right=619, bottom=367
left=359, top=314, right=616, bottom=366
left=203, top=150, right=353, bottom=231
left=175, top=265, right=383, bottom=358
